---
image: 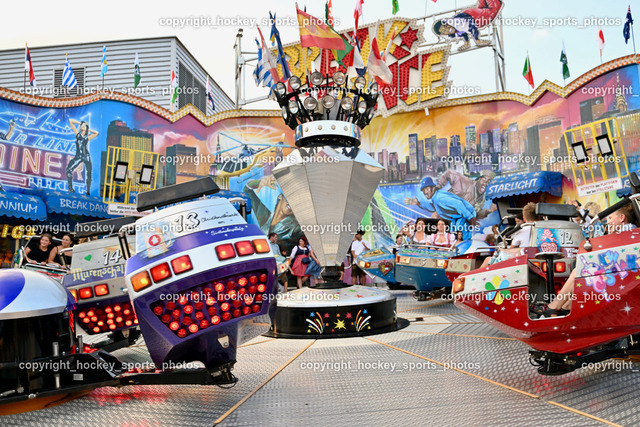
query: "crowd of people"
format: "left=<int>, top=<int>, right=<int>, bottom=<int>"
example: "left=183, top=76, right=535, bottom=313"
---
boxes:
left=5, top=196, right=636, bottom=305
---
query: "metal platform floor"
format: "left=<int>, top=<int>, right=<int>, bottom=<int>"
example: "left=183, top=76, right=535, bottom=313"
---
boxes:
left=3, top=291, right=638, bottom=426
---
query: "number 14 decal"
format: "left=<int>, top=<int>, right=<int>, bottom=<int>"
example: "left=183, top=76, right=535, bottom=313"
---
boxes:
left=103, top=249, right=123, bottom=266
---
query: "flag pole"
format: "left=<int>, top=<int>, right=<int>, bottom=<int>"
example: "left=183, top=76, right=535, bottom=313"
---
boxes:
left=632, top=16, right=638, bottom=56
left=24, top=43, right=27, bottom=92
left=296, top=3, right=309, bottom=85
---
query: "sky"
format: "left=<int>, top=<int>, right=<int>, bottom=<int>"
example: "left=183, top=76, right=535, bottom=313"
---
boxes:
left=2, top=0, right=637, bottom=109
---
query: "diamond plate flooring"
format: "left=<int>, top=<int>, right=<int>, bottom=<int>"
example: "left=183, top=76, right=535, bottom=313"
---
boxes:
left=2, top=290, right=636, bottom=426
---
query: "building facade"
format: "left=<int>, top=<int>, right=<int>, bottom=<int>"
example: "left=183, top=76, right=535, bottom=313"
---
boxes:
left=0, top=37, right=234, bottom=114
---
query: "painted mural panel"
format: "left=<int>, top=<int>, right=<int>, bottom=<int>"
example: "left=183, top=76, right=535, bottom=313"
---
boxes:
left=0, top=62, right=637, bottom=257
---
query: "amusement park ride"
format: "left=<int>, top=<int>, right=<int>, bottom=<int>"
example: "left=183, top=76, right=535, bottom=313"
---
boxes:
left=453, top=173, right=640, bottom=375
left=0, top=177, right=278, bottom=412
left=265, top=70, right=407, bottom=337
left=4, top=6, right=640, bottom=422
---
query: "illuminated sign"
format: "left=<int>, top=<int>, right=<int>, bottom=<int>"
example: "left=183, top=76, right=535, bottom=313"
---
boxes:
left=486, top=179, right=538, bottom=197
left=0, top=224, right=38, bottom=239
left=0, top=110, right=89, bottom=192
left=279, top=18, right=451, bottom=117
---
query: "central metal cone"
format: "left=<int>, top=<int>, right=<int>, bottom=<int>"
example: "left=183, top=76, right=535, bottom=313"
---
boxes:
left=272, top=146, right=384, bottom=266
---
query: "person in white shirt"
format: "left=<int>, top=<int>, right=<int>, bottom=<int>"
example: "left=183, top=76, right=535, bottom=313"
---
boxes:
left=479, top=202, right=539, bottom=269
left=412, top=218, right=429, bottom=244
left=351, top=230, right=369, bottom=285
left=510, top=202, right=539, bottom=248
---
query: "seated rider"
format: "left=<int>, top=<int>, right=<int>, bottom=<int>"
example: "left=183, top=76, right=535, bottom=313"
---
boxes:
left=537, top=203, right=638, bottom=317
left=425, top=219, right=456, bottom=249
left=480, top=202, right=538, bottom=268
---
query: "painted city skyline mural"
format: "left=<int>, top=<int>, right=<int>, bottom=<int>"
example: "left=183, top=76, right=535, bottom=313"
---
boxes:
left=0, top=59, right=638, bottom=253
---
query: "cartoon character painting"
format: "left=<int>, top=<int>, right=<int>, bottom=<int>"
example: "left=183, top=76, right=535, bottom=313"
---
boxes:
left=432, top=0, right=504, bottom=51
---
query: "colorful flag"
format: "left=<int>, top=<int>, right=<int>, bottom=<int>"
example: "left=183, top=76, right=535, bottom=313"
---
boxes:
left=257, top=26, right=280, bottom=85
left=62, top=55, right=77, bottom=89
left=382, top=29, right=396, bottom=61
left=522, top=54, right=534, bottom=89
left=326, top=3, right=353, bottom=67
left=270, top=12, right=292, bottom=81
left=134, top=52, right=141, bottom=88
left=351, top=36, right=366, bottom=76
left=254, top=39, right=274, bottom=89
left=560, top=41, right=570, bottom=80
left=354, top=0, right=364, bottom=32
left=392, top=0, right=399, bottom=15
left=206, top=76, right=215, bottom=111
left=171, top=69, right=178, bottom=107
left=100, top=46, right=108, bottom=78
left=297, top=7, right=345, bottom=50
left=25, top=45, right=36, bottom=87
left=326, top=0, right=334, bottom=26
left=624, top=6, right=633, bottom=44
left=367, top=22, right=393, bottom=85
left=598, top=26, right=605, bottom=61
left=344, top=33, right=366, bottom=76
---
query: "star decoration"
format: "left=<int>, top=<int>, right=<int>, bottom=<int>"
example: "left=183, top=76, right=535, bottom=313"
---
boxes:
left=334, top=319, right=346, bottom=329
left=620, top=285, right=626, bottom=290
left=399, top=27, right=419, bottom=50
left=336, top=313, right=341, bottom=318
left=501, top=307, right=506, bottom=311
left=595, top=300, right=600, bottom=304
left=622, top=303, right=633, bottom=314
left=515, top=270, right=520, bottom=273
left=324, top=313, right=330, bottom=318
left=580, top=304, right=584, bottom=309
left=346, top=312, right=352, bottom=319
left=576, top=283, right=581, bottom=287
left=356, top=294, right=364, bottom=298
left=524, top=322, right=529, bottom=326
left=363, top=309, right=368, bottom=314
left=310, top=312, right=315, bottom=317
left=567, top=338, right=572, bottom=343
left=515, top=308, right=519, bottom=313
